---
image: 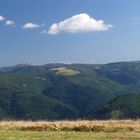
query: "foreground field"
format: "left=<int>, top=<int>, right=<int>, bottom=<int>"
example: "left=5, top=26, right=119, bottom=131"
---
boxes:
left=0, top=120, right=140, bottom=140
left=0, top=131, right=140, bottom=140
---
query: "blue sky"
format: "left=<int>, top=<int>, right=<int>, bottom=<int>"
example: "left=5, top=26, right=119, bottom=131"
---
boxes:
left=0, top=0, right=140, bottom=66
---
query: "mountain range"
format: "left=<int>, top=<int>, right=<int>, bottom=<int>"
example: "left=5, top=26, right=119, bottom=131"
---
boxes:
left=0, top=61, right=140, bottom=120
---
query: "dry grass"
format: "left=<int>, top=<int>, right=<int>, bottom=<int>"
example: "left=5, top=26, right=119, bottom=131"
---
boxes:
left=0, top=120, right=140, bottom=132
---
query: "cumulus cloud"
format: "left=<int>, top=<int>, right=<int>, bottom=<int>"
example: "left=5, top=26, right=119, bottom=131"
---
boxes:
left=48, top=13, right=113, bottom=35
left=0, top=15, right=5, bottom=21
left=22, top=23, right=41, bottom=29
left=6, top=20, right=15, bottom=26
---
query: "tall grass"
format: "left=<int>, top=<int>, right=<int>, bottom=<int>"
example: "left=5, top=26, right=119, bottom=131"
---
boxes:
left=0, top=120, right=139, bottom=132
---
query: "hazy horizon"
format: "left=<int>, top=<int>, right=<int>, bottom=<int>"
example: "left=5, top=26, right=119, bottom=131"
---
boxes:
left=1, top=59, right=140, bottom=68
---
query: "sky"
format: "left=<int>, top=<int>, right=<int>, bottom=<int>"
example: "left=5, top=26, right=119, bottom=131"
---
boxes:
left=0, top=0, right=140, bottom=67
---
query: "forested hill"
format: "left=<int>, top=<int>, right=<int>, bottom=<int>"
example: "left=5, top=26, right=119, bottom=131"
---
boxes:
left=0, top=61, right=140, bottom=120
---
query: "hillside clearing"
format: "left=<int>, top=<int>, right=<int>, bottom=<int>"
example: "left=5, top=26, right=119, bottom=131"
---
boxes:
left=50, top=67, right=81, bottom=75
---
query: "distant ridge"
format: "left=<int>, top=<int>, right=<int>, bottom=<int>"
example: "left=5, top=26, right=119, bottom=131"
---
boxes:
left=0, top=61, right=140, bottom=120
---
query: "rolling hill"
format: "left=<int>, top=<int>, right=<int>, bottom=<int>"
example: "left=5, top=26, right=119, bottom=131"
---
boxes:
left=91, top=93, right=140, bottom=119
left=0, top=61, right=140, bottom=120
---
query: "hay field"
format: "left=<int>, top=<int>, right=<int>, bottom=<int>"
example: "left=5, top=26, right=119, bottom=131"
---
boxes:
left=0, top=120, right=140, bottom=140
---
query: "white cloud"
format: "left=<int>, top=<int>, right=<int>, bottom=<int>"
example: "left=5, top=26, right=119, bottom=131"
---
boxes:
left=48, top=13, right=113, bottom=35
left=0, top=15, right=5, bottom=21
left=22, top=23, right=40, bottom=29
left=6, top=20, right=15, bottom=26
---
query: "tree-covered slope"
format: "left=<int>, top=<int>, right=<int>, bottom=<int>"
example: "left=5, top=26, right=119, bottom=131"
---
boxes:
left=0, top=61, right=140, bottom=120
left=91, top=93, right=140, bottom=119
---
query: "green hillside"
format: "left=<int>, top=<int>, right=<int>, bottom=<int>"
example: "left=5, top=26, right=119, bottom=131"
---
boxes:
left=0, top=61, right=140, bottom=120
left=91, top=93, right=140, bottom=119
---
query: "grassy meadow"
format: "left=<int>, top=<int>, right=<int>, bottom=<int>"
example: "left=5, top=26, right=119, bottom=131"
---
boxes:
left=50, top=67, right=81, bottom=75
left=0, top=120, right=140, bottom=139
